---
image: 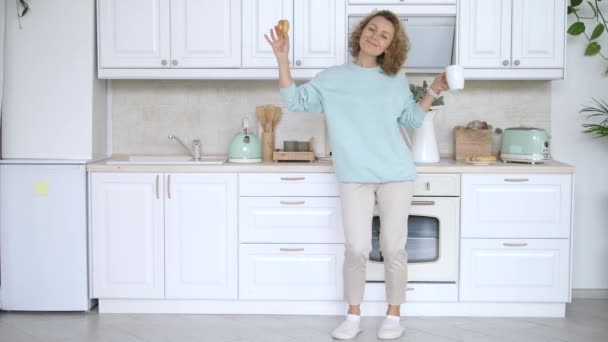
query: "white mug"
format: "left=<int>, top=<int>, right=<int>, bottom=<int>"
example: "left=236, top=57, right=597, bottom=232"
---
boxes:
left=446, top=65, right=465, bottom=90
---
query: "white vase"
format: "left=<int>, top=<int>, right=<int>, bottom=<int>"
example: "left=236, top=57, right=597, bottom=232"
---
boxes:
left=411, top=111, right=440, bottom=163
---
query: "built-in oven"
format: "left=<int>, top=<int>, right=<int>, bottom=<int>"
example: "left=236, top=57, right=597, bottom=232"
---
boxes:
left=366, top=174, right=460, bottom=283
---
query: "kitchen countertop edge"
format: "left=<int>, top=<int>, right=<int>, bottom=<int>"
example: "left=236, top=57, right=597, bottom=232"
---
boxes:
left=87, top=158, right=575, bottom=174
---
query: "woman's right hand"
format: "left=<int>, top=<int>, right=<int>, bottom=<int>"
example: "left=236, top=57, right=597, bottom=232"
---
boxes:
left=264, top=26, right=290, bottom=64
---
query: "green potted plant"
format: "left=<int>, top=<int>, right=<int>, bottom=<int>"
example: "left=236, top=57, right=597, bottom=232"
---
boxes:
left=580, top=98, right=608, bottom=138
left=567, top=1, right=607, bottom=138
left=409, top=80, right=444, bottom=107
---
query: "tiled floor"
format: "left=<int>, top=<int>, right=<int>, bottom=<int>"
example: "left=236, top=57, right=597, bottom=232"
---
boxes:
left=0, top=298, right=607, bottom=342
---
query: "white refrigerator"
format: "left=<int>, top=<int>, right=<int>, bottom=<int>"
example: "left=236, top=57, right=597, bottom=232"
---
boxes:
left=0, top=0, right=105, bottom=311
left=0, top=161, right=92, bottom=310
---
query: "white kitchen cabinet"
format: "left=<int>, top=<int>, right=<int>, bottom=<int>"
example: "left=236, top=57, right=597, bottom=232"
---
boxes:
left=461, top=174, right=572, bottom=238
left=165, top=174, right=237, bottom=299
left=98, top=0, right=241, bottom=69
left=98, top=0, right=171, bottom=68
left=239, top=244, right=344, bottom=300
left=458, top=0, right=566, bottom=79
left=239, top=197, right=344, bottom=243
left=242, top=0, right=293, bottom=68
left=91, top=173, right=165, bottom=298
left=460, top=239, right=570, bottom=302
left=348, top=0, right=455, bottom=4
left=170, top=0, right=240, bottom=68
left=91, top=172, right=237, bottom=300
left=238, top=173, right=344, bottom=300
left=242, top=0, right=346, bottom=69
left=239, top=173, right=340, bottom=196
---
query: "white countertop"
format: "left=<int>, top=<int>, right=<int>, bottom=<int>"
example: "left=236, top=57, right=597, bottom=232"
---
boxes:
left=87, top=156, right=575, bottom=174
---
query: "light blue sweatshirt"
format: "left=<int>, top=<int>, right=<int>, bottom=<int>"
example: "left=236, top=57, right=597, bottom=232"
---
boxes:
left=280, top=63, right=427, bottom=183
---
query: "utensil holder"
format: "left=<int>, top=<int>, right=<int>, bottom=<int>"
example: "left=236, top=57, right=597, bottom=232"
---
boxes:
left=262, top=132, right=274, bottom=161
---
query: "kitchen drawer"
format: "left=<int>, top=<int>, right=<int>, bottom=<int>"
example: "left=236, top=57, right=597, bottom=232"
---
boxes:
left=239, top=197, right=344, bottom=243
left=460, top=238, right=570, bottom=302
left=364, top=282, right=458, bottom=302
left=239, top=173, right=340, bottom=197
left=461, top=174, right=572, bottom=238
left=414, top=174, right=460, bottom=196
left=239, top=244, right=344, bottom=300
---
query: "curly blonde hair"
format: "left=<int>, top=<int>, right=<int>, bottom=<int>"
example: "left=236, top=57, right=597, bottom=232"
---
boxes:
left=349, top=10, right=410, bottom=76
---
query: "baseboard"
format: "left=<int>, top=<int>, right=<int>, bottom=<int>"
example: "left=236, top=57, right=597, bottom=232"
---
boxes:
left=572, top=289, right=608, bottom=299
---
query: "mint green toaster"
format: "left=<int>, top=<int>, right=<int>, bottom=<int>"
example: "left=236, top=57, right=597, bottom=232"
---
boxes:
left=500, top=127, right=551, bottom=164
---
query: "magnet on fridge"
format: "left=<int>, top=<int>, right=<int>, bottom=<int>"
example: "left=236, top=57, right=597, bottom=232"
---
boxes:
left=34, top=181, right=49, bottom=195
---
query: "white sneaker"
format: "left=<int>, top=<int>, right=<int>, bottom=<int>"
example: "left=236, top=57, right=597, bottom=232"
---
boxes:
left=377, top=316, right=405, bottom=340
left=331, top=316, right=362, bottom=340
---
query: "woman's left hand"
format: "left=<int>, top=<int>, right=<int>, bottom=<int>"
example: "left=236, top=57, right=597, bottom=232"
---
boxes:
left=431, top=73, right=449, bottom=93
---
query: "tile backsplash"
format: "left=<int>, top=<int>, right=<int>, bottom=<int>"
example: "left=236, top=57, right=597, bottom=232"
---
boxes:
left=112, top=77, right=550, bottom=157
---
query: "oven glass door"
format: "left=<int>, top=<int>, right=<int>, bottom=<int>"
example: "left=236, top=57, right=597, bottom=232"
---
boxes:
left=366, top=197, right=460, bottom=282
left=370, top=215, right=440, bottom=263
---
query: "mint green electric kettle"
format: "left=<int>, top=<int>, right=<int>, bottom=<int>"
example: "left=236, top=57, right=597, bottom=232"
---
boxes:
left=228, top=118, right=262, bottom=163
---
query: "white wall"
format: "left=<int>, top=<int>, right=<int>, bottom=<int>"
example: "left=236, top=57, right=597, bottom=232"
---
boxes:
left=552, top=18, right=608, bottom=289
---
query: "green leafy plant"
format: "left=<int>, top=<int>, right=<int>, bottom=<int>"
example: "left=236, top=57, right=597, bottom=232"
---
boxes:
left=16, top=0, right=30, bottom=29
left=580, top=98, right=608, bottom=138
left=567, top=0, right=608, bottom=75
left=409, top=80, right=444, bottom=107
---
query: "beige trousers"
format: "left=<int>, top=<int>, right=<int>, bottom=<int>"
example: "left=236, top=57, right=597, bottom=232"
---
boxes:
left=339, top=181, right=414, bottom=305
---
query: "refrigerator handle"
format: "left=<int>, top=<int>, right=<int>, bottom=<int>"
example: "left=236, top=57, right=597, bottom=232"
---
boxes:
left=156, top=175, right=159, bottom=199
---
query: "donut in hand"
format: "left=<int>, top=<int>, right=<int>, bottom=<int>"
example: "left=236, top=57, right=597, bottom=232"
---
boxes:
left=276, top=19, right=290, bottom=38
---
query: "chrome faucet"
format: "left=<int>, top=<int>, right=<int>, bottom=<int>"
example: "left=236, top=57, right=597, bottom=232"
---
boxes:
left=168, top=135, right=201, bottom=161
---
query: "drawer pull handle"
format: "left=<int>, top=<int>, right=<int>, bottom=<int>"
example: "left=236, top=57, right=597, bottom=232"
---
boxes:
left=280, top=248, right=305, bottom=252
left=412, top=200, right=435, bottom=206
left=280, top=200, right=305, bottom=205
left=407, top=287, right=415, bottom=291
left=280, top=177, right=306, bottom=181
left=504, top=178, right=529, bottom=182
left=503, top=242, right=528, bottom=247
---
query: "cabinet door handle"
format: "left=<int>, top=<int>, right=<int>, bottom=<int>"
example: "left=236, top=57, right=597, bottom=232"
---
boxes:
left=503, top=242, right=528, bottom=247
left=156, top=175, right=160, bottom=199
left=412, top=200, right=435, bottom=206
left=502, top=59, right=509, bottom=66
left=172, top=59, right=178, bottom=66
left=504, top=178, right=529, bottom=182
left=167, top=175, right=171, bottom=199
left=280, top=176, right=305, bottom=181
left=280, top=200, right=305, bottom=205
left=513, top=60, right=520, bottom=66
left=161, top=59, right=168, bottom=66
left=425, top=181, right=431, bottom=191
left=280, top=248, right=305, bottom=252
left=295, top=60, right=302, bottom=66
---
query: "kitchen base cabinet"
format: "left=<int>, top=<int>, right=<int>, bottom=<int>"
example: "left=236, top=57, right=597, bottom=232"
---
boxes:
left=460, top=239, right=570, bottom=302
left=91, top=173, right=165, bottom=299
left=460, top=173, right=573, bottom=304
left=239, top=244, right=344, bottom=300
left=90, top=172, right=237, bottom=300
left=164, top=174, right=237, bottom=299
left=90, top=168, right=573, bottom=317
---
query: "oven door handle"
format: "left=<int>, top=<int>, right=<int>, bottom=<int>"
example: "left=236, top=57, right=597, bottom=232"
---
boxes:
left=411, top=200, right=436, bottom=206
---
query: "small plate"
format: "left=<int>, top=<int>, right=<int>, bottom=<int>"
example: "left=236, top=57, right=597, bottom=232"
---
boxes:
left=466, top=160, right=497, bottom=166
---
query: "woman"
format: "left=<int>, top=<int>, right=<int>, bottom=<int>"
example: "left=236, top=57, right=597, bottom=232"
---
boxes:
left=265, top=10, right=449, bottom=340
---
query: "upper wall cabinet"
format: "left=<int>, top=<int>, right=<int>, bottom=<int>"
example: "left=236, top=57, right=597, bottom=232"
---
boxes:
left=242, top=0, right=346, bottom=69
left=348, top=0, right=455, bottom=3
left=98, top=0, right=345, bottom=79
left=97, top=0, right=241, bottom=75
left=458, top=0, right=566, bottom=80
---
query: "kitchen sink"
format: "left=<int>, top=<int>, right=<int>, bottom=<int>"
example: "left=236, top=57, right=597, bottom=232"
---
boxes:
left=108, top=156, right=227, bottom=165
